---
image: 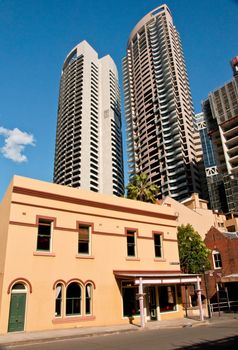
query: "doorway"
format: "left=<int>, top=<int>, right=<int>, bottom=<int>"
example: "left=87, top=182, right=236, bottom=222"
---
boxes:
left=147, top=286, right=157, bottom=320
left=8, top=283, right=27, bottom=332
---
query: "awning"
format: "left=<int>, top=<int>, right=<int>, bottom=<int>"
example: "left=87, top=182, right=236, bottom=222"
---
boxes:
left=113, top=270, right=201, bottom=285
left=221, top=274, right=238, bottom=283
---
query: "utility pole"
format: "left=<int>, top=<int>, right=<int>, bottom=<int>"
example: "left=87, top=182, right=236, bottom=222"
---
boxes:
left=203, top=270, right=211, bottom=318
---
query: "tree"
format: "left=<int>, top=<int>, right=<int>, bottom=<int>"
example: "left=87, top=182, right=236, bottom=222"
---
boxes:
left=177, top=224, right=210, bottom=274
left=126, top=173, right=160, bottom=203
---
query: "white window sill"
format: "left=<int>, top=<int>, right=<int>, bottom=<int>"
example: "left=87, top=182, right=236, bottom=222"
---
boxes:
left=76, top=255, right=95, bottom=259
left=125, top=257, right=140, bottom=261
left=154, top=258, right=166, bottom=262
left=33, top=251, right=56, bottom=257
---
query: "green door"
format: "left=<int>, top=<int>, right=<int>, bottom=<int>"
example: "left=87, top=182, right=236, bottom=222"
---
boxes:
left=8, top=293, right=26, bottom=332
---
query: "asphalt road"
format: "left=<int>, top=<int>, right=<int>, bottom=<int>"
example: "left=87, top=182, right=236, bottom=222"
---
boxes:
left=2, top=320, right=238, bottom=350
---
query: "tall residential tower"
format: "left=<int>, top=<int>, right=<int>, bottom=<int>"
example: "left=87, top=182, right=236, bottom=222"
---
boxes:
left=202, top=56, right=238, bottom=213
left=123, top=5, right=201, bottom=201
left=54, top=41, right=124, bottom=196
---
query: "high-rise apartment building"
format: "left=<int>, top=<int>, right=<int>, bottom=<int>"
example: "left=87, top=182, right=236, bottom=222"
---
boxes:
left=195, top=113, right=217, bottom=170
left=195, top=112, right=225, bottom=210
left=202, top=56, right=238, bottom=212
left=54, top=41, right=124, bottom=196
left=123, top=4, right=201, bottom=201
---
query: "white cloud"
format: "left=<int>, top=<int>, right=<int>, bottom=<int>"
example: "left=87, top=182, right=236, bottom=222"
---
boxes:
left=0, top=127, right=35, bottom=163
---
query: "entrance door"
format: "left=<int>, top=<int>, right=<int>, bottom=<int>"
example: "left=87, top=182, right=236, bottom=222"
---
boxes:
left=8, top=293, right=26, bottom=332
left=148, top=287, right=157, bottom=320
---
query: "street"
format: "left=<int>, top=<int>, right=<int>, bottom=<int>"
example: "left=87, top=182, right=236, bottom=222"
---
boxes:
left=2, top=319, right=238, bottom=350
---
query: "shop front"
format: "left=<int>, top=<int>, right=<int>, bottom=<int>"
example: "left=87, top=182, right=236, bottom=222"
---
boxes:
left=114, top=271, right=203, bottom=326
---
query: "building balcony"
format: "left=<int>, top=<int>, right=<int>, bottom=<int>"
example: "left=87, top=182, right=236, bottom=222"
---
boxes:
left=228, top=145, right=238, bottom=158
left=225, top=135, right=238, bottom=148
left=229, top=154, right=238, bottom=167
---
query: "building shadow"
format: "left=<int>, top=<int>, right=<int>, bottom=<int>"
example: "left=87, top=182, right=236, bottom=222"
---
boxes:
left=175, top=334, right=238, bottom=349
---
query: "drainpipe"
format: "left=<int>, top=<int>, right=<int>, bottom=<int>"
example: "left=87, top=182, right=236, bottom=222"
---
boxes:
left=196, top=275, right=204, bottom=321
left=138, top=277, right=145, bottom=328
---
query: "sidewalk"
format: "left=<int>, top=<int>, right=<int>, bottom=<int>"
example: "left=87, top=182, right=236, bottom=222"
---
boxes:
left=0, top=313, right=238, bottom=347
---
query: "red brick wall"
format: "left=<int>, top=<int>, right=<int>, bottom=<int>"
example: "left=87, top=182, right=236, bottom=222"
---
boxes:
left=203, top=227, right=238, bottom=301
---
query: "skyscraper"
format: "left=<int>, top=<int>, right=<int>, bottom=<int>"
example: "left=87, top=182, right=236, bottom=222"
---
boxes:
left=123, top=4, right=201, bottom=201
left=195, top=112, right=224, bottom=209
left=54, top=41, right=124, bottom=196
left=195, top=113, right=217, bottom=171
left=202, top=56, right=238, bottom=213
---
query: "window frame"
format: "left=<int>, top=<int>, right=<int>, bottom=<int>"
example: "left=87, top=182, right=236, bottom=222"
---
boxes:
left=36, top=217, right=55, bottom=252
left=125, top=229, right=138, bottom=258
left=121, top=280, right=140, bottom=318
left=11, top=283, right=27, bottom=293
left=159, top=285, right=177, bottom=313
left=55, top=283, right=63, bottom=318
left=53, top=280, right=96, bottom=321
left=85, top=283, right=93, bottom=315
left=77, top=222, right=93, bottom=256
left=153, top=232, right=163, bottom=258
left=212, top=250, right=222, bottom=269
left=66, top=282, right=82, bottom=316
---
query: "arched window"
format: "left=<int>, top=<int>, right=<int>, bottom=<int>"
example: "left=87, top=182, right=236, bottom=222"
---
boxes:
left=55, top=283, right=63, bottom=317
left=66, top=282, right=82, bottom=316
left=12, top=283, right=27, bottom=291
left=85, top=283, right=92, bottom=315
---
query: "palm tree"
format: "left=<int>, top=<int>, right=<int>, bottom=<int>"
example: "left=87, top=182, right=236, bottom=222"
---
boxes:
left=126, top=173, right=160, bottom=203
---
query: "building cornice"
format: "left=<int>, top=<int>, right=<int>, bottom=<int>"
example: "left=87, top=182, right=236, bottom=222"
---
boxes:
left=12, top=186, right=177, bottom=221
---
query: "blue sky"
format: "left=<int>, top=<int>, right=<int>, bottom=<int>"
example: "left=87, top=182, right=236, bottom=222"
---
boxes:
left=0, top=0, right=237, bottom=200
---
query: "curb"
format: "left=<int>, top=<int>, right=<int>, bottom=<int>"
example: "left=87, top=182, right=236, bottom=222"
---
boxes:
left=0, top=328, right=138, bottom=348
left=1, top=318, right=234, bottom=347
left=143, top=320, right=209, bottom=330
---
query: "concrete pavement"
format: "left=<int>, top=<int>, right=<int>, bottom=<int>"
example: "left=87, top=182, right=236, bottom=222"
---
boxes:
left=0, top=313, right=238, bottom=347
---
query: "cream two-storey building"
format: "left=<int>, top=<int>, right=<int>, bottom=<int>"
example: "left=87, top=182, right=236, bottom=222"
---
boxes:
left=0, top=176, right=199, bottom=333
